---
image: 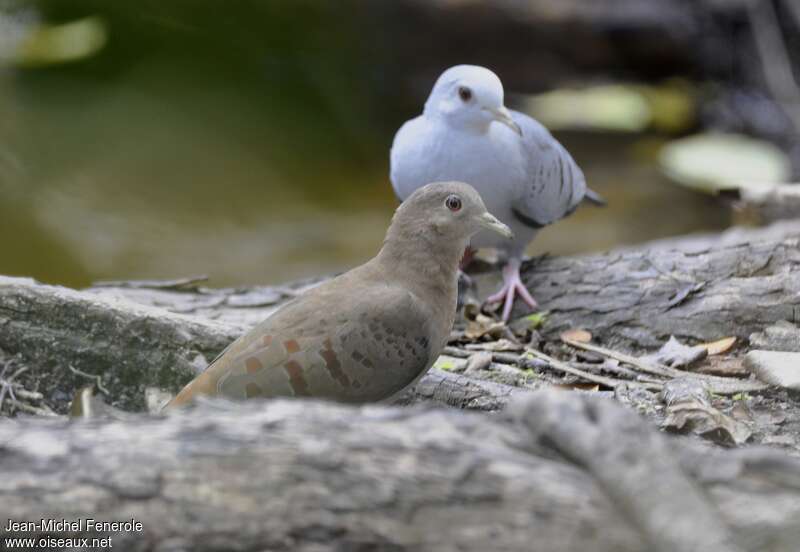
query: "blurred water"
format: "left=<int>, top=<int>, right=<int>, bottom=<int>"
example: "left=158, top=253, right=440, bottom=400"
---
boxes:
left=0, top=3, right=730, bottom=288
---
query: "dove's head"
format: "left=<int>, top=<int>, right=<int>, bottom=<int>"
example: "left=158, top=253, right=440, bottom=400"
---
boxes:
left=424, top=65, right=522, bottom=136
left=386, top=181, right=512, bottom=248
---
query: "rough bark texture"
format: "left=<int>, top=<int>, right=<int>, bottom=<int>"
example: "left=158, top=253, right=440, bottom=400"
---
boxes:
left=1, top=391, right=799, bottom=552
left=1, top=224, right=800, bottom=550
left=0, top=275, right=537, bottom=413
left=518, top=221, right=800, bottom=348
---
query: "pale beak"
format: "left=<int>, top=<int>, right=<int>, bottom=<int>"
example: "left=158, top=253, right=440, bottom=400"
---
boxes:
left=485, top=106, right=522, bottom=136
left=478, top=212, right=514, bottom=239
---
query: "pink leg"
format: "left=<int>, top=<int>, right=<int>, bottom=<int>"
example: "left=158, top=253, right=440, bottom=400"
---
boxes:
left=460, top=247, right=476, bottom=270
left=485, top=258, right=538, bottom=321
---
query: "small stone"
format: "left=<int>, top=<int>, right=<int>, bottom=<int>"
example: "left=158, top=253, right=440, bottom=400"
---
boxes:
left=749, top=321, right=800, bottom=352
left=744, top=350, right=800, bottom=390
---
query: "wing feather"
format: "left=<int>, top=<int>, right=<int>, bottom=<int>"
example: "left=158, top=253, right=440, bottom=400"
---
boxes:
left=510, top=110, right=587, bottom=228
left=168, top=281, right=434, bottom=406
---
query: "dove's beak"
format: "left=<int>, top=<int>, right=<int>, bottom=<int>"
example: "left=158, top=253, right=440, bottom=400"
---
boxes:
left=478, top=212, right=514, bottom=239
left=486, top=106, right=522, bottom=136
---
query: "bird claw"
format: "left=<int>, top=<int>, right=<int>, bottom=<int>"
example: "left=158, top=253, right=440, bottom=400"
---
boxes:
left=484, top=261, right=538, bottom=321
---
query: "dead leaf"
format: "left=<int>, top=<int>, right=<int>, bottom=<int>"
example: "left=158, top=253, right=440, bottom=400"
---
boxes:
left=663, top=402, right=752, bottom=446
left=701, top=336, right=736, bottom=356
left=464, top=313, right=505, bottom=340
left=660, top=378, right=751, bottom=446
left=560, top=328, right=592, bottom=343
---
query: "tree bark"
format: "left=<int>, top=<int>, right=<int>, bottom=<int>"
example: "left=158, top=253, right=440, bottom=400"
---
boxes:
left=1, top=391, right=797, bottom=552
left=0, top=276, right=535, bottom=413
left=518, top=221, right=800, bottom=348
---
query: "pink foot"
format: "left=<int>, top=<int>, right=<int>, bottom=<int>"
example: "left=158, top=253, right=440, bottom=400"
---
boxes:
left=485, top=259, right=538, bottom=321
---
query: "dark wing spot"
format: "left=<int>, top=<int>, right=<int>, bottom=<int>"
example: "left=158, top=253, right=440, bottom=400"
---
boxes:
left=245, top=357, right=263, bottom=374
left=284, top=339, right=300, bottom=354
left=320, top=338, right=350, bottom=388
left=283, top=360, right=310, bottom=396
left=352, top=351, right=364, bottom=362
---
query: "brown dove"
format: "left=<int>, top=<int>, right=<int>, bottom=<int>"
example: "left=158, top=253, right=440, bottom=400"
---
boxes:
left=167, top=181, right=512, bottom=407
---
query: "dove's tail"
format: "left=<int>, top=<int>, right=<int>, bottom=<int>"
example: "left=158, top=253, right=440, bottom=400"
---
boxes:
left=583, top=188, right=607, bottom=207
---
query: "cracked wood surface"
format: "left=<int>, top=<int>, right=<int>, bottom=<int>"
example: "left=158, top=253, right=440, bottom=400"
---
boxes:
left=1, top=391, right=798, bottom=552
left=517, top=222, right=800, bottom=348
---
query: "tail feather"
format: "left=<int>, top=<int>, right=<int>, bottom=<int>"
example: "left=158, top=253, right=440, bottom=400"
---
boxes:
left=583, top=188, right=607, bottom=207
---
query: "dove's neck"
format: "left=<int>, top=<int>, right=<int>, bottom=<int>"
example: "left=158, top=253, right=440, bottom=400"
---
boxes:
left=376, top=223, right=466, bottom=302
left=424, top=103, right=491, bottom=136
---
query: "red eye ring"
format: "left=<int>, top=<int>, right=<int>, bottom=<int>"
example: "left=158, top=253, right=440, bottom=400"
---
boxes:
left=457, top=86, right=472, bottom=102
left=445, top=195, right=462, bottom=212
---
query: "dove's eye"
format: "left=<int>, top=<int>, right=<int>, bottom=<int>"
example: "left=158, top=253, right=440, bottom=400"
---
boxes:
left=445, top=195, right=462, bottom=212
left=457, top=86, right=472, bottom=102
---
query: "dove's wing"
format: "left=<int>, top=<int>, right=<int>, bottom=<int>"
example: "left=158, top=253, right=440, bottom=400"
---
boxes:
left=509, top=110, right=587, bottom=228
left=168, top=276, right=435, bottom=407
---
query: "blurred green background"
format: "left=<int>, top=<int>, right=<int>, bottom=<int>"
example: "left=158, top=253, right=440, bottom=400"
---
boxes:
left=1, top=0, right=796, bottom=288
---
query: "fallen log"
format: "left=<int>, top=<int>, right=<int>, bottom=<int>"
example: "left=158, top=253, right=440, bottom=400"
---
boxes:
left=1, top=391, right=797, bottom=552
left=0, top=276, right=535, bottom=413
left=517, top=222, right=800, bottom=348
